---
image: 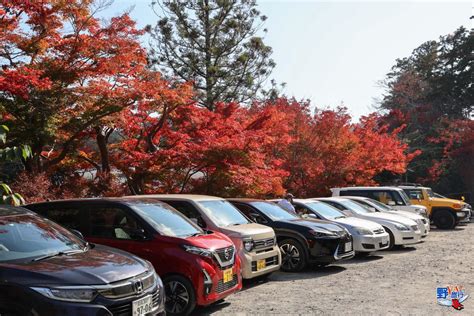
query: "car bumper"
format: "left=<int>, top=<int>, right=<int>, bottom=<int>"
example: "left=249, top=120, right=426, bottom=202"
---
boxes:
left=458, top=209, right=471, bottom=223
left=353, top=233, right=390, bottom=252
left=393, top=229, right=422, bottom=245
left=240, top=246, right=281, bottom=279
left=307, top=236, right=355, bottom=264
left=196, top=259, right=242, bottom=306
left=31, top=285, right=164, bottom=316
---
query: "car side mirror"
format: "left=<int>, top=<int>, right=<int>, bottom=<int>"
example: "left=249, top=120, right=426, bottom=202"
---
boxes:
left=250, top=212, right=267, bottom=224
left=307, top=213, right=318, bottom=219
left=388, top=201, right=396, bottom=206
left=129, top=228, right=148, bottom=240
left=70, top=229, right=85, bottom=240
left=190, top=217, right=207, bottom=228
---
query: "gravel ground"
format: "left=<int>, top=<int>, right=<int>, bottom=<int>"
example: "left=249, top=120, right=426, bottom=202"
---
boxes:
left=196, top=222, right=473, bottom=315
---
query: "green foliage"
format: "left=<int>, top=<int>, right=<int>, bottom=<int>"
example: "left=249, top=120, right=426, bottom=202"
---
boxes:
left=0, top=125, right=31, bottom=205
left=380, top=26, right=473, bottom=194
left=149, top=0, right=276, bottom=110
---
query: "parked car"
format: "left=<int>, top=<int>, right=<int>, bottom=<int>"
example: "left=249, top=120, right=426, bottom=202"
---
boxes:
left=331, top=186, right=428, bottom=218
left=127, top=195, right=281, bottom=280
left=26, top=198, right=242, bottom=316
left=399, top=185, right=471, bottom=229
left=313, top=198, right=422, bottom=250
left=289, top=199, right=390, bottom=255
left=343, top=196, right=430, bottom=237
left=0, top=205, right=164, bottom=316
left=228, top=199, right=354, bottom=271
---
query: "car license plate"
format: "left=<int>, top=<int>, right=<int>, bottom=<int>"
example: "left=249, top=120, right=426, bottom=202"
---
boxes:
left=344, top=242, right=352, bottom=252
left=223, top=268, right=233, bottom=283
left=132, top=295, right=153, bottom=316
left=257, top=259, right=266, bottom=271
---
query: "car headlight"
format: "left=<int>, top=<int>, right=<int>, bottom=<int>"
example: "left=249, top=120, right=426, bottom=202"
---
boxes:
left=182, top=245, right=213, bottom=258
left=416, top=208, right=428, bottom=217
left=31, top=287, right=97, bottom=302
left=355, top=227, right=373, bottom=235
left=309, top=229, right=338, bottom=238
left=394, top=223, right=409, bottom=231
left=243, top=238, right=254, bottom=252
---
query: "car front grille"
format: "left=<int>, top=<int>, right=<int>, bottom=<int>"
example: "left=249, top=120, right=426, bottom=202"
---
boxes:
left=337, top=242, right=352, bottom=255
left=216, top=274, right=238, bottom=293
left=254, top=237, right=275, bottom=250
left=214, top=246, right=235, bottom=268
left=98, top=271, right=156, bottom=299
left=251, top=255, right=279, bottom=271
left=107, top=289, right=160, bottom=316
left=373, top=228, right=385, bottom=234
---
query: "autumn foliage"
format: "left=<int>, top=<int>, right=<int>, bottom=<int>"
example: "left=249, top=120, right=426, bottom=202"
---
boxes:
left=0, top=1, right=414, bottom=202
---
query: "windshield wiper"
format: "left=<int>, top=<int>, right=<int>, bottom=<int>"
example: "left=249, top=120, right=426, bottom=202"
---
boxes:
left=32, top=249, right=85, bottom=262
left=334, top=216, right=346, bottom=219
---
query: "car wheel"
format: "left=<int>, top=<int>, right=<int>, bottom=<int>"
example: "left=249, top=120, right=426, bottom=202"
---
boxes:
left=279, top=239, right=307, bottom=272
left=433, top=210, right=456, bottom=229
left=164, top=275, right=196, bottom=316
left=383, top=227, right=395, bottom=250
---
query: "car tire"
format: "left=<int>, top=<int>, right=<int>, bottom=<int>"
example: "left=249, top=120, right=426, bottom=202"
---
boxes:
left=279, top=238, right=307, bottom=272
left=163, top=275, right=196, bottom=316
left=433, top=210, right=456, bottom=229
left=383, top=227, right=395, bottom=250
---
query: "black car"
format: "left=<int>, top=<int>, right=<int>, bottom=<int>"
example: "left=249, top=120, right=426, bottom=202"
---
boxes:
left=228, top=199, right=354, bottom=272
left=0, top=206, right=164, bottom=316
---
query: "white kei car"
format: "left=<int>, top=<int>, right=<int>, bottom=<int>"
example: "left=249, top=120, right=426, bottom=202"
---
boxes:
left=292, top=199, right=390, bottom=254
left=313, top=197, right=422, bottom=249
left=344, top=196, right=430, bottom=238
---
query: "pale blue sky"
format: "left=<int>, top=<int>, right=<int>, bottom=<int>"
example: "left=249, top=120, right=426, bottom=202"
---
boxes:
left=101, top=0, right=472, bottom=119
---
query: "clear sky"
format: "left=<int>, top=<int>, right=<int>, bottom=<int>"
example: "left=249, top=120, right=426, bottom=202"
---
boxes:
left=100, top=0, right=472, bottom=119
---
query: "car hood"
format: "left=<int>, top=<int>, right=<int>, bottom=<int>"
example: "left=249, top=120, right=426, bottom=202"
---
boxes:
left=186, top=231, right=234, bottom=250
left=280, top=218, right=346, bottom=233
left=0, top=245, right=149, bottom=286
left=430, top=197, right=467, bottom=206
left=219, top=223, right=275, bottom=239
left=387, top=210, right=423, bottom=221
left=362, top=212, right=417, bottom=226
left=333, top=217, right=383, bottom=230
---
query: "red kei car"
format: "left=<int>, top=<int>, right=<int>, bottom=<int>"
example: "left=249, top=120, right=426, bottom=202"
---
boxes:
left=26, top=198, right=242, bottom=316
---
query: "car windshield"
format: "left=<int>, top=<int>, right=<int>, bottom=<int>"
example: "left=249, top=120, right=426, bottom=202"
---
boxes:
left=0, top=213, right=85, bottom=262
left=304, top=201, right=346, bottom=219
left=366, top=198, right=393, bottom=211
left=198, top=200, right=250, bottom=227
left=426, top=189, right=436, bottom=198
left=338, top=200, right=372, bottom=214
left=131, top=203, right=203, bottom=237
left=398, top=190, right=412, bottom=205
left=250, top=201, right=297, bottom=220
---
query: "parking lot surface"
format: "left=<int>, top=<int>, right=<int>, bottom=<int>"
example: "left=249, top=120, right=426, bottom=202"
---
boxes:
left=197, top=223, right=473, bottom=315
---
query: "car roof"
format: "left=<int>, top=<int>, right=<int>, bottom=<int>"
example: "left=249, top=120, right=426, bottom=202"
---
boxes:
left=26, top=197, right=171, bottom=207
left=398, top=185, right=429, bottom=189
left=333, top=186, right=404, bottom=191
left=0, top=205, right=32, bottom=216
left=123, top=194, right=225, bottom=202
left=314, top=197, right=349, bottom=202
left=292, top=198, right=320, bottom=203
left=226, top=198, right=265, bottom=203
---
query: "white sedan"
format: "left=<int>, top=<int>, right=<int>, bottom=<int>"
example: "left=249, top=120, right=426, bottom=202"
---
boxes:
left=291, top=199, right=390, bottom=254
left=313, top=197, right=422, bottom=249
left=344, top=196, right=430, bottom=238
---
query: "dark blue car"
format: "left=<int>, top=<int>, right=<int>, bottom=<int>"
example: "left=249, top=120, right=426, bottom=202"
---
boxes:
left=0, top=206, right=165, bottom=316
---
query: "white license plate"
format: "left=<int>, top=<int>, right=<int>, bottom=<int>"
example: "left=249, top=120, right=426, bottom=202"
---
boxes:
left=344, top=242, right=352, bottom=252
left=132, top=295, right=153, bottom=316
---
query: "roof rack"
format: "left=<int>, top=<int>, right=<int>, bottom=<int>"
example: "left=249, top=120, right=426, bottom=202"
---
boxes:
left=398, top=182, right=422, bottom=187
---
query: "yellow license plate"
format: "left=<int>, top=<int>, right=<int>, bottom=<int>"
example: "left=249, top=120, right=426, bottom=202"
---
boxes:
left=257, top=259, right=266, bottom=270
left=223, top=268, right=233, bottom=283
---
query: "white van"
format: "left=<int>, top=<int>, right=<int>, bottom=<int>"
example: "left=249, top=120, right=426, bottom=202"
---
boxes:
left=331, top=187, right=428, bottom=218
